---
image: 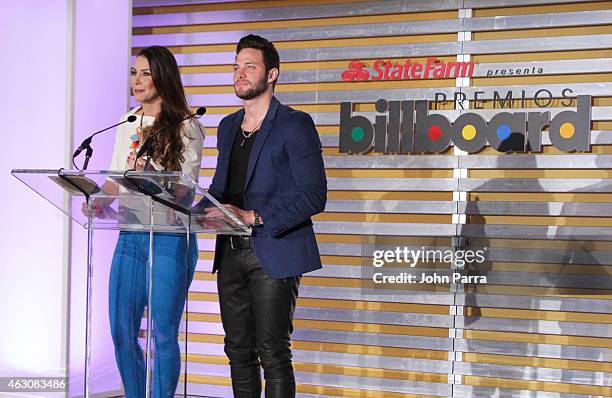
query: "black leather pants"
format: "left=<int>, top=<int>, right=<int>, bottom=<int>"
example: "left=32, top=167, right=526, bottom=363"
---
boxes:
left=216, top=237, right=300, bottom=398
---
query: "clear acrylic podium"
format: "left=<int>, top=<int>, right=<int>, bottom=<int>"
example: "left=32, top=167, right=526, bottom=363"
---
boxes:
left=11, top=168, right=251, bottom=398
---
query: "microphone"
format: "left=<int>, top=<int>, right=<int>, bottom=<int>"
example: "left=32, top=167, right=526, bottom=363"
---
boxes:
left=73, top=115, right=138, bottom=158
left=136, top=107, right=206, bottom=160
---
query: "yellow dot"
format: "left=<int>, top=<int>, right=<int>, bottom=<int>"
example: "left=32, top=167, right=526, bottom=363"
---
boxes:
left=462, top=124, right=477, bottom=141
left=560, top=122, right=575, bottom=139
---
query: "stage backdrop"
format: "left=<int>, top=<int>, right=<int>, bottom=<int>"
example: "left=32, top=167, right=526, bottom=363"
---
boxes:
left=132, top=0, right=611, bottom=397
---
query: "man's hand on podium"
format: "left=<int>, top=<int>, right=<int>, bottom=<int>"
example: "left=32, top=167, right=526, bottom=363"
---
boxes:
left=192, top=203, right=263, bottom=229
left=212, top=204, right=258, bottom=226
left=196, top=205, right=261, bottom=227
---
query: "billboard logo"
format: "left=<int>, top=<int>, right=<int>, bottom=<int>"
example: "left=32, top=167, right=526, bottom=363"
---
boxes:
left=339, top=96, right=592, bottom=154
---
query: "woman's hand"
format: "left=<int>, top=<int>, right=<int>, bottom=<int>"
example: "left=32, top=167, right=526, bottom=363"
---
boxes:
left=81, top=199, right=110, bottom=218
left=127, top=154, right=148, bottom=170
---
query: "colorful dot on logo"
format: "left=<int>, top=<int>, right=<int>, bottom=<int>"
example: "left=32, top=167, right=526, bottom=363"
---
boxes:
left=497, top=124, right=511, bottom=141
left=351, top=127, right=365, bottom=141
left=560, top=122, right=575, bottom=139
left=428, top=125, right=442, bottom=141
left=462, top=125, right=477, bottom=141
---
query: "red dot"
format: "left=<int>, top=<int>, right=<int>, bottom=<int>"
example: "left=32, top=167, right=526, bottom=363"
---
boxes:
left=356, top=70, right=370, bottom=80
left=428, top=125, right=442, bottom=141
left=341, top=70, right=356, bottom=81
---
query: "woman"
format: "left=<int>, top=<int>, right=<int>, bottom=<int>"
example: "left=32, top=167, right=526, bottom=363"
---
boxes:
left=90, top=45, right=204, bottom=397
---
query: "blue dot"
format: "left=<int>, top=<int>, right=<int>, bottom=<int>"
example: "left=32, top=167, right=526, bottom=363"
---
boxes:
left=351, top=127, right=365, bottom=142
left=497, top=124, right=511, bottom=141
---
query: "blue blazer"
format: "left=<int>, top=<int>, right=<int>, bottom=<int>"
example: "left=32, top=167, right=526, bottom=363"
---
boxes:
left=206, top=96, right=327, bottom=278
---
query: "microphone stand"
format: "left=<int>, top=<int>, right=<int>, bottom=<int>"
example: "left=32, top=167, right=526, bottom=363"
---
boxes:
left=83, top=145, right=94, bottom=171
left=73, top=115, right=138, bottom=170
left=133, top=107, right=206, bottom=170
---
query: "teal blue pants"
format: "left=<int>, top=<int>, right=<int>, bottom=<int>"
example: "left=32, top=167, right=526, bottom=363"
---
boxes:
left=109, top=231, right=198, bottom=398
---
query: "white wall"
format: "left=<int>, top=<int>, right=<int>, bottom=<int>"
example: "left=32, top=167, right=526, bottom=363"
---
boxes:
left=0, top=0, right=73, bottom=388
left=0, top=1, right=131, bottom=396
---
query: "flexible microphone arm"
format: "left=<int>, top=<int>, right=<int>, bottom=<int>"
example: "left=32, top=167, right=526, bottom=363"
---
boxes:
left=73, top=115, right=138, bottom=170
left=73, top=115, right=138, bottom=159
left=135, top=107, right=206, bottom=167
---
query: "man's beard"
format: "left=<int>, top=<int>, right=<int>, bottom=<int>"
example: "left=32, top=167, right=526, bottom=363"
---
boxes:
left=235, top=75, right=268, bottom=100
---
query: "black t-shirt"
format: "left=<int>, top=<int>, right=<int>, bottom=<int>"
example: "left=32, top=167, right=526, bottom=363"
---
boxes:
left=226, top=125, right=257, bottom=209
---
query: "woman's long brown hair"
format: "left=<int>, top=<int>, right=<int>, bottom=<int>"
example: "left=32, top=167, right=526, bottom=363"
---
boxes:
left=137, top=45, right=191, bottom=171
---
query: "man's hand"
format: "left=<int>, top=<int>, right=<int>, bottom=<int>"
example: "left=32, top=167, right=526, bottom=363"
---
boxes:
left=203, top=204, right=261, bottom=226
left=224, top=204, right=258, bottom=225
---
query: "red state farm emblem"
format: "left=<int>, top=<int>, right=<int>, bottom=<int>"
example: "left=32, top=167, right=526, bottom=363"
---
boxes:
left=341, top=60, right=370, bottom=81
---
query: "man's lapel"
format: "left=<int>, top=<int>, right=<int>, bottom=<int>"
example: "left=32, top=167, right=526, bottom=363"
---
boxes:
left=245, top=96, right=280, bottom=190
left=218, top=108, right=244, bottom=188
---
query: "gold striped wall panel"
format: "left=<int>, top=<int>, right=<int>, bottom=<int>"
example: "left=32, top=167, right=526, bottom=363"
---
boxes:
left=133, top=0, right=612, bottom=397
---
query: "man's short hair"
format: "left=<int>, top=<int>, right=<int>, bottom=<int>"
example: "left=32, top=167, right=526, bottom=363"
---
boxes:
left=237, top=34, right=280, bottom=87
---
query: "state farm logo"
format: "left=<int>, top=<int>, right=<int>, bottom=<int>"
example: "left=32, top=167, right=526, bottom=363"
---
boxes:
left=341, top=57, right=476, bottom=81
left=342, top=61, right=370, bottom=81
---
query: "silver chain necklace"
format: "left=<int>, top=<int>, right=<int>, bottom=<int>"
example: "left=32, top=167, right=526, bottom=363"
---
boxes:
left=240, top=118, right=264, bottom=147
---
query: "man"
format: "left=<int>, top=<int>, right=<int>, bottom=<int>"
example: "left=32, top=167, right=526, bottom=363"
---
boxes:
left=197, top=34, right=327, bottom=397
